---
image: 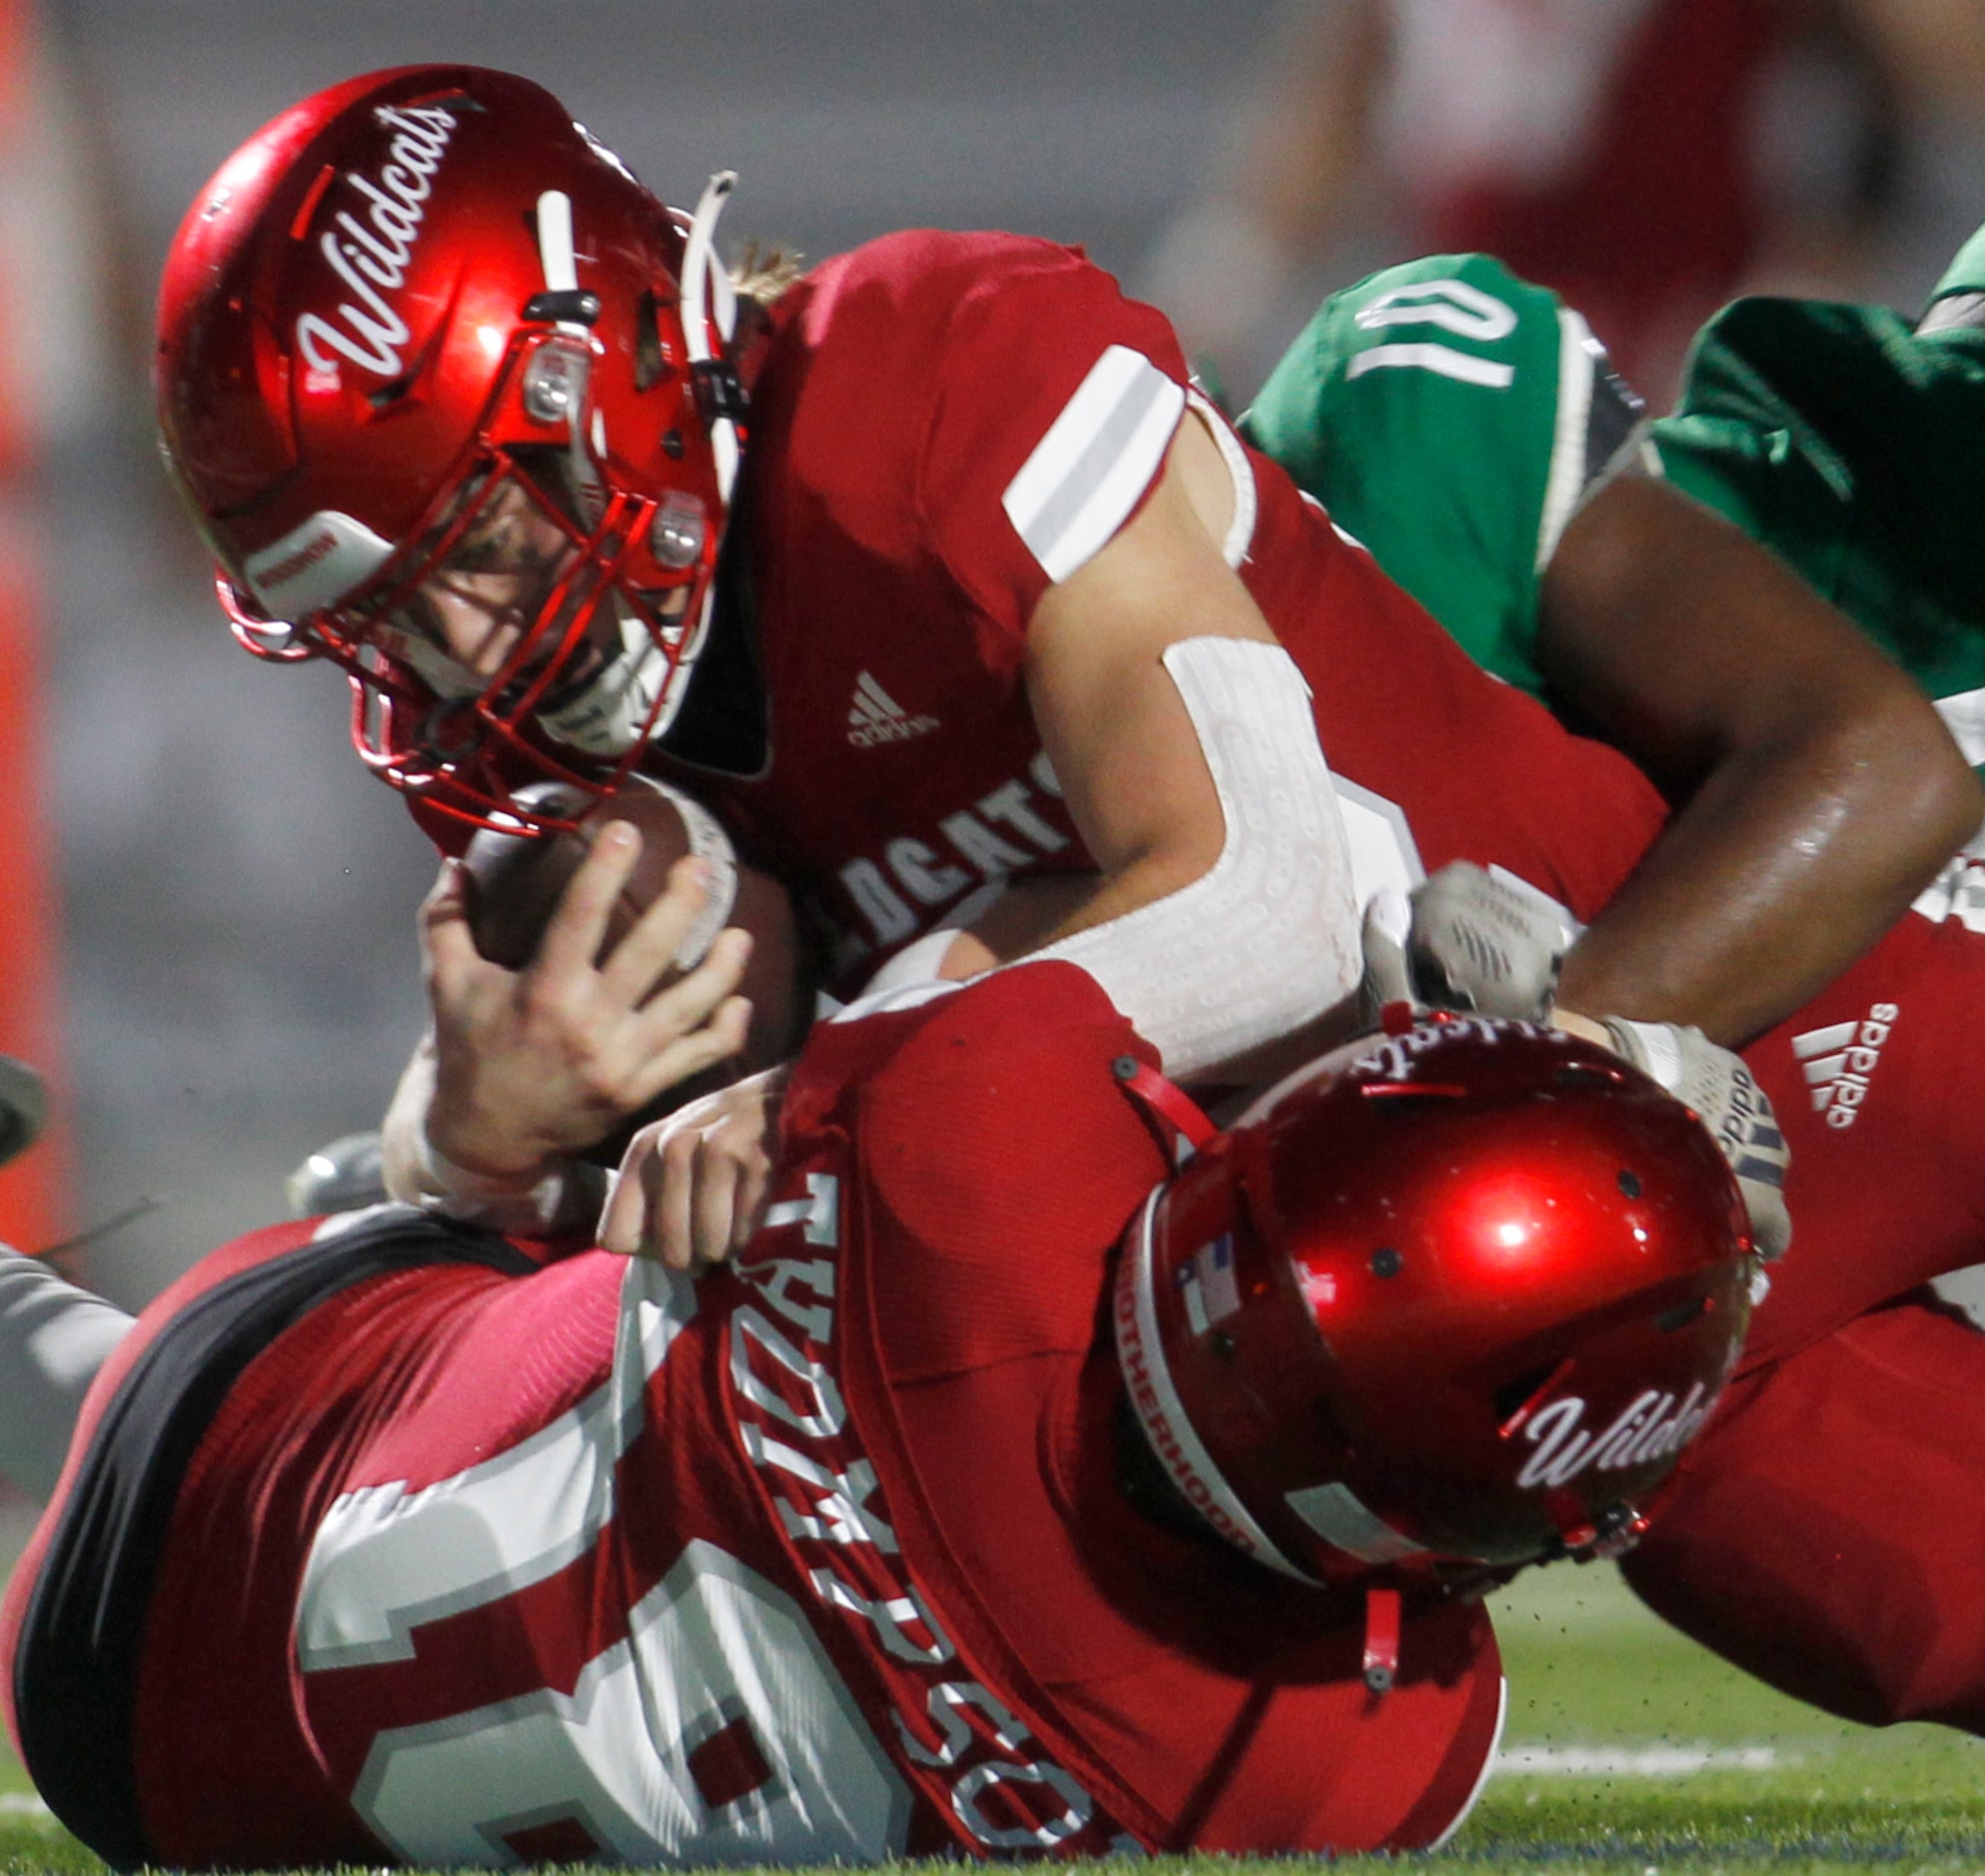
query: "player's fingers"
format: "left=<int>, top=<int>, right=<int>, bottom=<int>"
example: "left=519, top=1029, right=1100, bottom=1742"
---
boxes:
left=724, top=1134, right=774, bottom=1261
left=638, top=927, right=752, bottom=1037
left=421, top=860, right=491, bottom=994
left=531, top=821, right=639, bottom=982
left=707, top=993, right=755, bottom=1062
left=627, top=995, right=754, bottom=1112
left=620, top=929, right=752, bottom=1095
left=689, top=1143, right=742, bottom=1270
left=654, top=1127, right=703, bottom=1270
left=597, top=1128, right=657, bottom=1257
left=598, top=854, right=722, bottom=1006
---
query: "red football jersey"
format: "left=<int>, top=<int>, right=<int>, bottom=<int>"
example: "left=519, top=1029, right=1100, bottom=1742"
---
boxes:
left=610, top=229, right=1671, bottom=993
left=3, top=965, right=1502, bottom=1869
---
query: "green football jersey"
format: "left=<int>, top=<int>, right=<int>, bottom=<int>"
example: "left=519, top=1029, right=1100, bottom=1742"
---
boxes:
left=1240, top=252, right=1643, bottom=698
left=1244, top=242, right=1985, bottom=777
left=1654, top=294, right=1985, bottom=767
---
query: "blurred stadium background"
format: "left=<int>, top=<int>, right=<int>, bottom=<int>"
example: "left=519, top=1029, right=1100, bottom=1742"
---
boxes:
left=8, top=0, right=1985, bottom=1318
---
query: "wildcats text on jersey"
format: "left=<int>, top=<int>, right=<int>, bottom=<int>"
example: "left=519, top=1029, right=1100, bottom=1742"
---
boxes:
left=835, top=751, right=1072, bottom=950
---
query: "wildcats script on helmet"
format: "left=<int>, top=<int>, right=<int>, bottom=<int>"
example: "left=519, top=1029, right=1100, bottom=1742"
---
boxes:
left=296, top=104, right=459, bottom=380
left=1514, top=1383, right=1718, bottom=1490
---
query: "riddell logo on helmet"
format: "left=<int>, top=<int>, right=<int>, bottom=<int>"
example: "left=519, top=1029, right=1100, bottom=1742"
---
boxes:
left=294, top=103, right=459, bottom=380
left=252, top=526, right=339, bottom=595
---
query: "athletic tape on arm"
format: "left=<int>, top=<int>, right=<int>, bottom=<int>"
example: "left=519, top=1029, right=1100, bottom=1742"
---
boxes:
left=1026, top=636, right=1360, bottom=1078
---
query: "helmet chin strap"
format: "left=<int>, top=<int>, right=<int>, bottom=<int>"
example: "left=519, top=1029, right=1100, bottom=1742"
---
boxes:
left=377, top=627, right=484, bottom=705
left=535, top=606, right=669, bottom=756
left=680, top=170, right=741, bottom=502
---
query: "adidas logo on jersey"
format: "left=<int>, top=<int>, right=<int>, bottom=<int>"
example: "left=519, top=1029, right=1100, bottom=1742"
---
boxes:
left=847, top=671, right=940, bottom=747
left=1791, top=1003, right=1897, bottom=1130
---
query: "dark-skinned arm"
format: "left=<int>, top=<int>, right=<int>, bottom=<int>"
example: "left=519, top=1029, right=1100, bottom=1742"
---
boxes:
left=1543, top=469, right=1982, bottom=1047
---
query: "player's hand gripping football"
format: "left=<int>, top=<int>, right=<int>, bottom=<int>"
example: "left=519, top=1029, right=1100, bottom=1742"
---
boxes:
left=418, top=822, right=755, bottom=1194
left=600, top=1064, right=790, bottom=1269
left=1361, top=862, right=1792, bottom=1259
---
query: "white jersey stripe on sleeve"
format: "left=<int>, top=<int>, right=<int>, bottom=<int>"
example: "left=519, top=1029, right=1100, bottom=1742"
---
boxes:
left=1002, top=344, right=1186, bottom=583
left=1537, top=307, right=1646, bottom=573
left=1537, top=308, right=1599, bottom=573
left=1935, top=684, right=1985, bottom=767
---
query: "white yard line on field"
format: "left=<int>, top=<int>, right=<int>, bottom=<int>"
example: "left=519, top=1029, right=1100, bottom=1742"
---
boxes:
left=0, top=1793, right=50, bottom=1816
left=1497, top=1744, right=1788, bottom=1775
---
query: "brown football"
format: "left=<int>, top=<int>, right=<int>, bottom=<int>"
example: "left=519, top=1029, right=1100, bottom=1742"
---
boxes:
left=461, top=776, right=805, bottom=1073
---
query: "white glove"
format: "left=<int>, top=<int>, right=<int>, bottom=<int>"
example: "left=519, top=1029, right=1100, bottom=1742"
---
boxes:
left=1358, top=887, right=1419, bottom=1021
left=1358, top=862, right=1565, bottom=1023
left=1409, top=862, right=1566, bottom=1019
left=1598, top=1017, right=1792, bottom=1261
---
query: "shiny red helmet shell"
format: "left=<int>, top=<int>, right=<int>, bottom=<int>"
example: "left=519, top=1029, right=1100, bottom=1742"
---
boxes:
left=1115, top=1016, right=1757, bottom=1591
left=156, top=65, right=740, bottom=828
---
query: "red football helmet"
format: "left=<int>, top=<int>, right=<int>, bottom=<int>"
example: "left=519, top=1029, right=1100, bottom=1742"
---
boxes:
left=156, top=65, right=746, bottom=829
left=1115, top=1015, right=1758, bottom=1592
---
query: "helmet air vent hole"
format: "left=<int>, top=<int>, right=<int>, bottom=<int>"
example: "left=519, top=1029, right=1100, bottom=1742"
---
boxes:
left=1656, top=1295, right=1710, bottom=1334
left=1617, top=1168, right=1643, bottom=1199
left=1369, top=1247, right=1403, bottom=1279
left=661, top=429, right=686, bottom=461
left=634, top=291, right=674, bottom=391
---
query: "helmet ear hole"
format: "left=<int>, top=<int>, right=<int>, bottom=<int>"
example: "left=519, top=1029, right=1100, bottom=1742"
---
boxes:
left=1655, top=1295, right=1712, bottom=1334
left=1204, top=1391, right=1274, bottom=1457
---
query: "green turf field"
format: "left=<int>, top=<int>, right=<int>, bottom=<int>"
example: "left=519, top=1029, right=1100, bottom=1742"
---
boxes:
left=1, top=1541, right=1980, bottom=1874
